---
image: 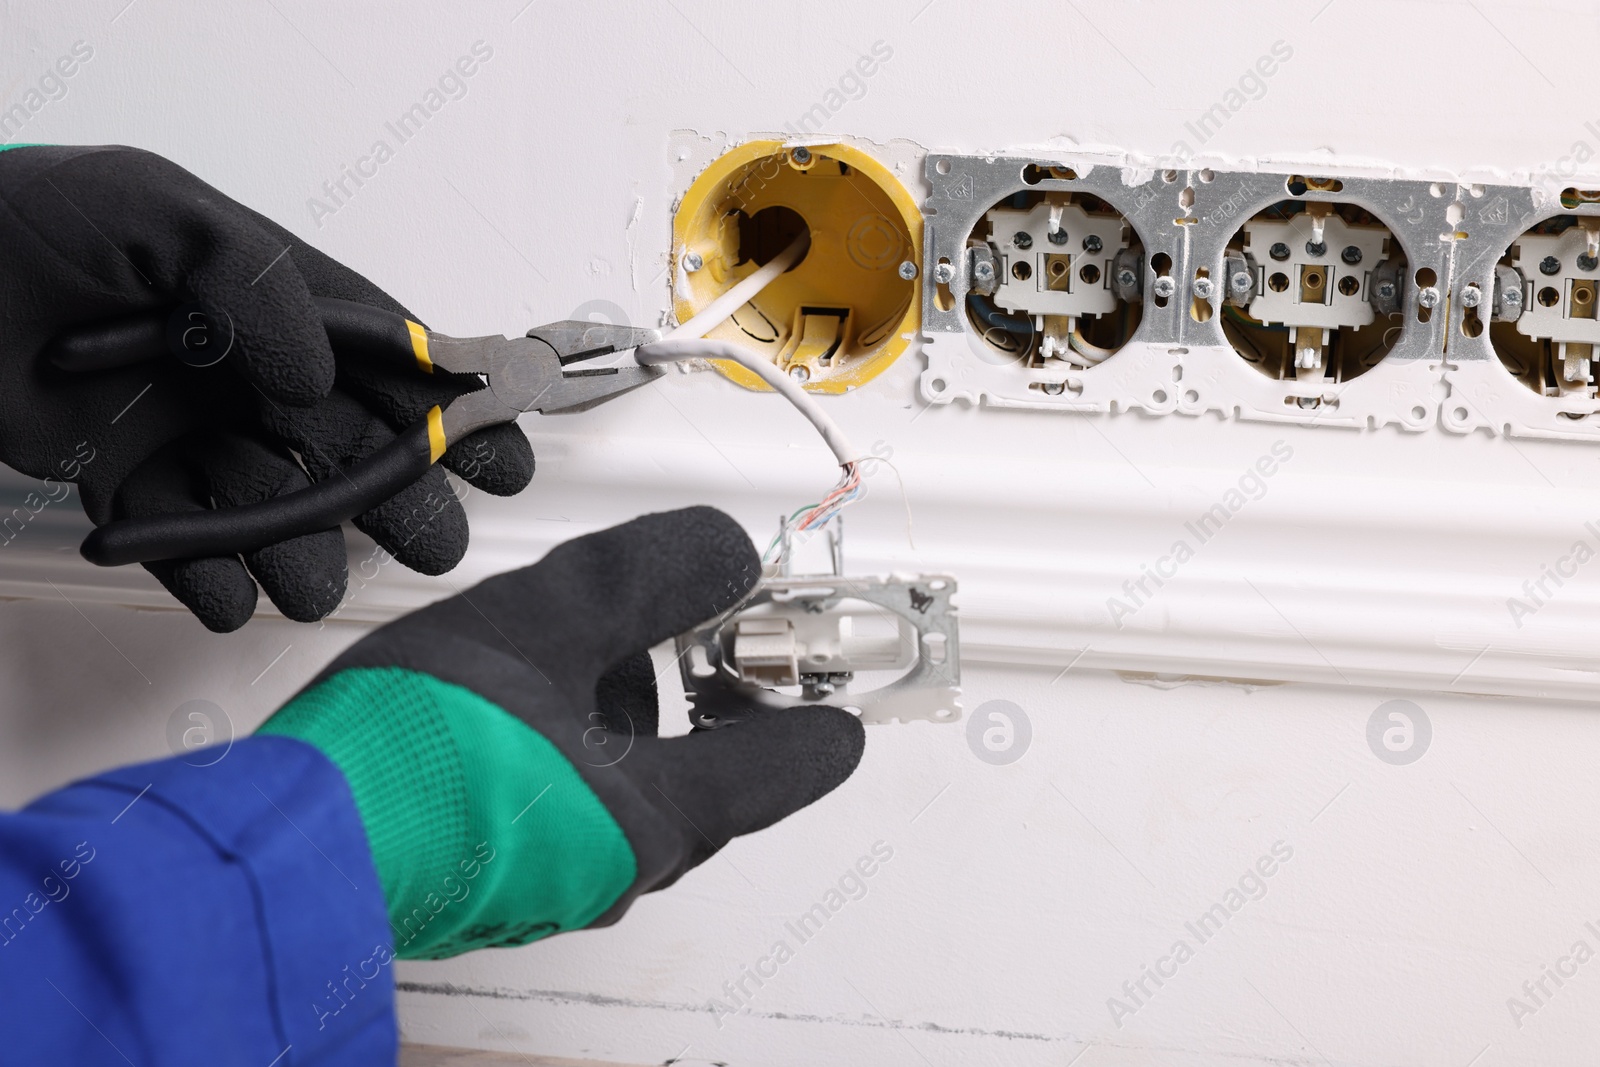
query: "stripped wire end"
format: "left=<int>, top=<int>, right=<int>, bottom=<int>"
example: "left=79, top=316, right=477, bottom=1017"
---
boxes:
left=761, top=461, right=862, bottom=565
left=796, top=461, right=862, bottom=534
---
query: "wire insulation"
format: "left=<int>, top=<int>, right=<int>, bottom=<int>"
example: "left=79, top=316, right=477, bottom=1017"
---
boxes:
left=635, top=338, right=861, bottom=466
left=668, top=237, right=810, bottom=343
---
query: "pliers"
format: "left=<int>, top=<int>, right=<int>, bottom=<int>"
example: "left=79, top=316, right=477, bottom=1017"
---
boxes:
left=52, top=298, right=662, bottom=566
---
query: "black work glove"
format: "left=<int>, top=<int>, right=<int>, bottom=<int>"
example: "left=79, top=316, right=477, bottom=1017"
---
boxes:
left=0, top=144, right=534, bottom=631
left=259, top=506, right=866, bottom=958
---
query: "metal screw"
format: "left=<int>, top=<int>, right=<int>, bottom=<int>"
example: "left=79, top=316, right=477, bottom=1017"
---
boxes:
left=1116, top=268, right=1138, bottom=288
left=1341, top=245, right=1362, bottom=265
left=1459, top=285, right=1482, bottom=308
left=1230, top=270, right=1253, bottom=294
left=1375, top=280, right=1397, bottom=300
left=898, top=260, right=919, bottom=280
left=1417, top=286, right=1441, bottom=309
left=790, top=146, right=812, bottom=165
left=1047, top=228, right=1069, bottom=246
left=1014, top=231, right=1033, bottom=249
left=933, top=262, right=956, bottom=285
left=974, top=261, right=996, bottom=283
left=790, top=365, right=810, bottom=382
left=1152, top=276, right=1177, bottom=299
left=1192, top=277, right=1215, bottom=300
left=1270, top=242, right=1291, bottom=261
left=1041, top=381, right=1066, bottom=395
left=1503, top=286, right=1523, bottom=307
left=1305, top=240, right=1327, bottom=257
left=1540, top=255, right=1561, bottom=276
left=683, top=250, right=704, bottom=272
left=1082, top=235, right=1103, bottom=253
left=1581, top=253, right=1599, bottom=272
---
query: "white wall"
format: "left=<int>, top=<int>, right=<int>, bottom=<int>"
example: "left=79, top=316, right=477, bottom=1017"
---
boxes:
left=7, top=1, right=1600, bottom=1064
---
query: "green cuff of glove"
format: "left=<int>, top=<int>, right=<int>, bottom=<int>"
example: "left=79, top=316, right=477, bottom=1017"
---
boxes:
left=259, top=666, right=636, bottom=959
left=0, top=144, right=45, bottom=153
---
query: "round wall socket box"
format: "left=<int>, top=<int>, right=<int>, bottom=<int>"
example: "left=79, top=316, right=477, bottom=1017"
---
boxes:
left=672, top=140, right=922, bottom=394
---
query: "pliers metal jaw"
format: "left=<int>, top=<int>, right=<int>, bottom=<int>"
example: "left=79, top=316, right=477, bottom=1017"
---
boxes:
left=433, top=322, right=663, bottom=441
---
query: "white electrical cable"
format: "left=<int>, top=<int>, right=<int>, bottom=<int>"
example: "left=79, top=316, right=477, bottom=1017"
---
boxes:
left=667, top=235, right=810, bottom=343
left=636, top=338, right=861, bottom=465
left=637, top=232, right=862, bottom=465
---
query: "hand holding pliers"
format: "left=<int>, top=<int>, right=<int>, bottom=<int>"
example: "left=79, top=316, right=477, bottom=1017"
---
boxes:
left=52, top=299, right=661, bottom=566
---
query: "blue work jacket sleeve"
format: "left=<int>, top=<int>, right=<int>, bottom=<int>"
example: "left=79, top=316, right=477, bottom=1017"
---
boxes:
left=0, top=734, right=396, bottom=1066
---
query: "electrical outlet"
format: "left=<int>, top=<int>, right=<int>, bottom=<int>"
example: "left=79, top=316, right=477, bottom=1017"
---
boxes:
left=1443, top=186, right=1600, bottom=440
left=970, top=193, right=1142, bottom=372
left=919, top=155, right=1187, bottom=413
left=1180, top=171, right=1452, bottom=431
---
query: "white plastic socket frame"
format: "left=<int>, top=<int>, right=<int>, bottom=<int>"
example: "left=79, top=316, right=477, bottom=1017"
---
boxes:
left=919, top=156, right=1457, bottom=431
left=1443, top=186, right=1600, bottom=441
left=674, top=573, right=960, bottom=728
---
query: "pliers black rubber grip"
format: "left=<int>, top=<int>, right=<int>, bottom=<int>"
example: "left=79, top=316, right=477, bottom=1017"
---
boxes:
left=51, top=298, right=662, bottom=567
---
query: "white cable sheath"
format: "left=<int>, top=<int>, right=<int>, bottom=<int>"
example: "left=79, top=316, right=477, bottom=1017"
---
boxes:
left=635, top=338, right=861, bottom=465
left=638, top=232, right=862, bottom=466
left=666, top=235, right=810, bottom=343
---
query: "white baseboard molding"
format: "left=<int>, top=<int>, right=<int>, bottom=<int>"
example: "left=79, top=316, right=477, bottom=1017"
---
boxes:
left=4, top=384, right=1598, bottom=706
